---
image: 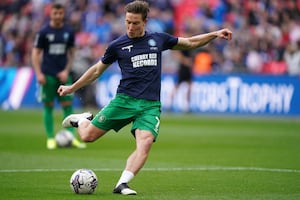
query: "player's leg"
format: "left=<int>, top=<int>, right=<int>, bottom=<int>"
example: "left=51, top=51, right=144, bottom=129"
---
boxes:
left=125, top=129, right=154, bottom=174
left=61, top=101, right=73, bottom=129
left=113, top=98, right=161, bottom=195
left=62, top=111, right=107, bottom=135
left=113, top=129, right=154, bottom=195
left=43, top=102, right=55, bottom=149
left=78, top=120, right=108, bottom=142
left=39, top=75, right=57, bottom=149
left=58, top=73, right=87, bottom=148
left=62, top=111, right=108, bottom=142
left=58, top=76, right=75, bottom=134
left=64, top=94, right=134, bottom=142
left=60, top=100, right=87, bottom=148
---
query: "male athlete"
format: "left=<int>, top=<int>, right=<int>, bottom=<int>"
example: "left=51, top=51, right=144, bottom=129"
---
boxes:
left=31, top=3, right=86, bottom=149
left=58, top=0, right=232, bottom=195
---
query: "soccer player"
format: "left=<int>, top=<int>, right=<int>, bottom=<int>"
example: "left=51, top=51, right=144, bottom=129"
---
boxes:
left=31, top=3, right=86, bottom=150
left=58, top=0, right=232, bottom=195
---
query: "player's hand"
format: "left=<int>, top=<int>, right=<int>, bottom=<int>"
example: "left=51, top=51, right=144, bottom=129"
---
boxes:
left=57, top=70, right=68, bottom=83
left=37, top=73, right=46, bottom=85
left=57, top=85, right=73, bottom=96
left=217, top=28, right=233, bottom=40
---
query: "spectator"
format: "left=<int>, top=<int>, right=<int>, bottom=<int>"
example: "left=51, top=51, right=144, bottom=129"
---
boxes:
left=284, top=41, right=300, bottom=76
left=0, top=0, right=299, bottom=77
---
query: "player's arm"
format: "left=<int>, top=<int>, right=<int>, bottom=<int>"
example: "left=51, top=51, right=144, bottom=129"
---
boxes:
left=57, top=60, right=109, bottom=96
left=172, top=28, right=232, bottom=50
left=57, top=47, right=75, bottom=83
left=65, top=30, right=76, bottom=73
left=65, top=47, right=75, bottom=72
left=62, top=46, right=75, bottom=74
left=31, top=47, right=45, bottom=84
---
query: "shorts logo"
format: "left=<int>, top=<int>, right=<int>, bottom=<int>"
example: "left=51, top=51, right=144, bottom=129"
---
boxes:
left=98, top=115, right=106, bottom=123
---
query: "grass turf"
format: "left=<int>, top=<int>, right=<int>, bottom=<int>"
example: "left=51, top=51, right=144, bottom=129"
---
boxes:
left=0, top=109, right=300, bottom=200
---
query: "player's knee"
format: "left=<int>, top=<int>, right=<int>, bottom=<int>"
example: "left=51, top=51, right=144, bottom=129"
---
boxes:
left=80, top=134, right=95, bottom=142
left=137, top=133, right=154, bottom=154
left=141, top=132, right=154, bottom=145
left=60, top=101, right=72, bottom=107
left=78, top=130, right=96, bottom=142
left=143, top=135, right=154, bottom=147
left=79, top=128, right=105, bottom=142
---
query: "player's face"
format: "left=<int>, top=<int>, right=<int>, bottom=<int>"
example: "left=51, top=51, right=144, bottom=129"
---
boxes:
left=125, top=12, right=146, bottom=38
left=50, top=8, right=65, bottom=27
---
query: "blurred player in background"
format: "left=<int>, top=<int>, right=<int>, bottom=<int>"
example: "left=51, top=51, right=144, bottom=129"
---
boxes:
left=31, top=3, right=86, bottom=150
left=172, top=49, right=194, bottom=112
left=58, top=0, right=232, bottom=195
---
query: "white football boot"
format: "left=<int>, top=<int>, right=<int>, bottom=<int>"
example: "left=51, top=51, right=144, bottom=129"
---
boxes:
left=62, top=112, right=93, bottom=128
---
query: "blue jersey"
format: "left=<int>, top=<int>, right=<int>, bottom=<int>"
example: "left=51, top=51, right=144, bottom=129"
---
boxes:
left=102, top=32, right=178, bottom=101
left=34, top=23, right=75, bottom=76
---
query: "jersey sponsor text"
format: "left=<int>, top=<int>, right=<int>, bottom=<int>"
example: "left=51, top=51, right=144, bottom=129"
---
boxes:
left=131, top=53, right=157, bottom=68
left=49, top=44, right=66, bottom=55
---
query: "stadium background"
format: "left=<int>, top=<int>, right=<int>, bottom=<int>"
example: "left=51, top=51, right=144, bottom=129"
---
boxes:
left=1, top=2, right=300, bottom=199
left=0, top=0, right=300, bottom=116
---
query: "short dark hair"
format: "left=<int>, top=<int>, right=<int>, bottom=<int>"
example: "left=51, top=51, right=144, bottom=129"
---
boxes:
left=124, top=0, right=149, bottom=21
left=52, top=3, right=64, bottom=10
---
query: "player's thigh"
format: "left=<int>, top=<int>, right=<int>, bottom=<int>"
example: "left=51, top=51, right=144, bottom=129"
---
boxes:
left=40, top=75, right=59, bottom=102
left=91, top=96, right=134, bottom=132
left=132, top=102, right=161, bottom=141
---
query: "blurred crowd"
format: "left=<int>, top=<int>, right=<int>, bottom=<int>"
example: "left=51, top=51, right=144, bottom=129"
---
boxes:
left=0, top=0, right=300, bottom=75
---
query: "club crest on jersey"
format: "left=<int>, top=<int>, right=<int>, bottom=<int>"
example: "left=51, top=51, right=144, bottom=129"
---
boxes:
left=64, top=32, right=69, bottom=41
left=148, top=39, right=158, bottom=50
left=122, top=45, right=133, bottom=52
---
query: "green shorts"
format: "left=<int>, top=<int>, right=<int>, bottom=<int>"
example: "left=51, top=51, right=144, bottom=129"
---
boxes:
left=38, top=75, right=73, bottom=103
left=92, top=94, right=161, bottom=140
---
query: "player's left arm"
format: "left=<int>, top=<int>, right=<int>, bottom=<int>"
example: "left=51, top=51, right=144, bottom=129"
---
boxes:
left=172, top=28, right=232, bottom=50
left=66, top=46, right=75, bottom=72
left=57, top=47, right=75, bottom=83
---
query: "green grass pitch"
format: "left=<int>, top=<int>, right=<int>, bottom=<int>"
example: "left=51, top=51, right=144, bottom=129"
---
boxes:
left=0, top=109, right=300, bottom=200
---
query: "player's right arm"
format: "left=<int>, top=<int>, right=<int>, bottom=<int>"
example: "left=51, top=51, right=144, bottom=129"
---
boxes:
left=57, top=60, right=110, bottom=96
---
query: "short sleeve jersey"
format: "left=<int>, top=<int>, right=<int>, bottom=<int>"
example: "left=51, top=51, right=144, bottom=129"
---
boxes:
left=102, top=32, right=178, bottom=101
left=33, top=24, right=75, bottom=76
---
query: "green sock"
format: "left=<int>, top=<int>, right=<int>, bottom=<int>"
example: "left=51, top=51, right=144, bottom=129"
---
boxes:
left=62, top=104, right=75, bottom=135
left=43, top=105, right=54, bottom=138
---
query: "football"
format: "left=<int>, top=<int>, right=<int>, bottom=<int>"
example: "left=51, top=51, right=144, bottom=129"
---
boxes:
left=55, top=130, right=74, bottom=147
left=70, top=169, right=98, bottom=194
